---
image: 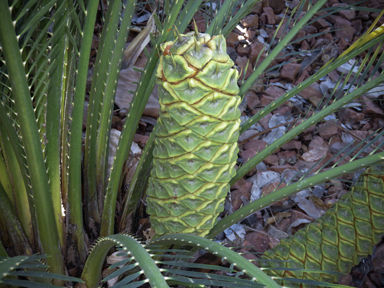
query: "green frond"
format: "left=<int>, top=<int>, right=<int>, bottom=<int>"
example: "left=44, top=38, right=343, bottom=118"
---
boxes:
left=66, top=0, right=99, bottom=263
left=22, top=1, right=68, bottom=60
left=151, top=233, right=281, bottom=287
left=94, top=0, right=138, bottom=211
left=239, top=0, right=327, bottom=98
left=240, top=32, right=384, bottom=134
left=0, top=0, right=66, bottom=280
left=82, top=234, right=169, bottom=288
left=102, top=0, right=187, bottom=237
left=119, top=123, right=157, bottom=232
left=0, top=181, right=32, bottom=256
left=222, top=0, right=262, bottom=37
left=206, top=0, right=238, bottom=36
left=166, top=276, right=265, bottom=288
left=84, top=0, right=131, bottom=235
left=17, top=0, right=57, bottom=40
left=82, top=233, right=283, bottom=288
left=0, top=126, right=34, bottom=246
left=0, top=254, right=83, bottom=287
left=209, top=151, right=384, bottom=239
left=173, top=0, right=205, bottom=34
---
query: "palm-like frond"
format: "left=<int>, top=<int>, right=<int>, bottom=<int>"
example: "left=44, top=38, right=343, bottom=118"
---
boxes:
left=0, top=0, right=65, bottom=279
left=0, top=254, right=83, bottom=288
left=80, top=233, right=351, bottom=288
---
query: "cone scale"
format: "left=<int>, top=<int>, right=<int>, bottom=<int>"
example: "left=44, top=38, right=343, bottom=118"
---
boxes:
left=146, top=32, right=241, bottom=236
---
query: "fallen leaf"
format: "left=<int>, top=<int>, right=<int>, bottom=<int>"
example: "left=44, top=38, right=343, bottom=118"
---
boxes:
left=336, top=62, right=360, bottom=75
left=132, top=10, right=151, bottom=25
left=105, top=251, right=130, bottom=286
left=268, top=236, right=280, bottom=249
left=224, top=223, right=246, bottom=241
left=287, top=218, right=312, bottom=235
left=122, top=14, right=155, bottom=70
left=301, top=141, right=328, bottom=162
left=266, top=212, right=291, bottom=225
left=250, top=180, right=261, bottom=201
left=294, top=196, right=324, bottom=219
left=263, top=126, right=286, bottom=144
left=365, top=84, right=384, bottom=99
left=244, top=232, right=270, bottom=253
left=255, top=171, right=280, bottom=188
left=115, top=68, right=160, bottom=118
left=108, top=129, right=141, bottom=179
left=308, top=195, right=328, bottom=211
left=266, top=225, right=289, bottom=240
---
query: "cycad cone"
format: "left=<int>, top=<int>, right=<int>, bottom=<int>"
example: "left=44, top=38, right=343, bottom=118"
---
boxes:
left=146, top=32, right=241, bottom=236
left=260, top=166, right=384, bottom=286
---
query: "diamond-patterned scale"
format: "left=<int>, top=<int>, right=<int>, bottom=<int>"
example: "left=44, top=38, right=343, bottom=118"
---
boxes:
left=184, top=42, right=212, bottom=69
left=166, top=78, right=212, bottom=105
left=155, top=113, right=185, bottom=136
left=217, top=97, right=242, bottom=120
left=207, top=35, right=230, bottom=63
left=193, top=92, right=233, bottom=117
left=205, top=120, right=240, bottom=143
left=209, top=142, right=238, bottom=164
left=162, top=55, right=196, bottom=83
left=157, top=80, right=181, bottom=105
left=166, top=102, right=203, bottom=126
left=195, top=60, right=233, bottom=90
left=221, top=68, right=240, bottom=95
left=169, top=33, right=195, bottom=55
left=185, top=116, right=221, bottom=137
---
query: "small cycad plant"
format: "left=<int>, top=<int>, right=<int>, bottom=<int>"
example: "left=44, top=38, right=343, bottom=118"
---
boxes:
left=0, top=0, right=384, bottom=287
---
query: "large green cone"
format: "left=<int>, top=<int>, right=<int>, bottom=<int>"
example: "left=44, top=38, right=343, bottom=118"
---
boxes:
left=260, top=166, right=384, bottom=287
left=146, top=32, right=241, bottom=236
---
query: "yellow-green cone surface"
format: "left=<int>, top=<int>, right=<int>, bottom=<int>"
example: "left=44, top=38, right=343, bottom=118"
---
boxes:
left=260, top=166, right=384, bottom=287
left=146, top=32, right=241, bottom=236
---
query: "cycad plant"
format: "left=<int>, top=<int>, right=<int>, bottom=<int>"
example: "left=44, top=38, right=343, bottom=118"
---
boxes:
left=0, top=0, right=384, bottom=287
